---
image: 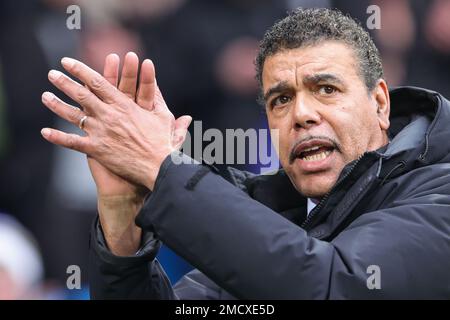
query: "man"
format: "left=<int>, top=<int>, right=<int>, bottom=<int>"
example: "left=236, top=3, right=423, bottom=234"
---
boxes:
left=41, top=8, right=450, bottom=299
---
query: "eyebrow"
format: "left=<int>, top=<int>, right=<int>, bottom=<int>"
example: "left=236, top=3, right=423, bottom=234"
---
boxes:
left=262, top=73, right=345, bottom=103
left=303, top=73, right=344, bottom=86
left=263, top=81, right=292, bottom=102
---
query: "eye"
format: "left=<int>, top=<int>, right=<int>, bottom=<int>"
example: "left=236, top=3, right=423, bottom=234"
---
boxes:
left=270, top=95, right=291, bottom=108
left=318, top=85, right=337, bottom=95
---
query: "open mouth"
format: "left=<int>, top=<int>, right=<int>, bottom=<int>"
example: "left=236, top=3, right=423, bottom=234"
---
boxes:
left=290, top=138, right=338, bottom=165
left=298, top=145, right=334, bottom=161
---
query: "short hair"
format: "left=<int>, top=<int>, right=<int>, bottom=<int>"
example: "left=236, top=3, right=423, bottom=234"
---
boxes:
left=255, top=7, right=384, bottom=103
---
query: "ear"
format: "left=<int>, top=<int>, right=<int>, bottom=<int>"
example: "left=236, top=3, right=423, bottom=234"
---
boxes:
left=372, top=79, right=390, bottom=131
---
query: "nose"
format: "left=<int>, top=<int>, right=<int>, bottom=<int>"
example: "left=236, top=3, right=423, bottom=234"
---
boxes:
left=292, top=94, right=321, bottom=130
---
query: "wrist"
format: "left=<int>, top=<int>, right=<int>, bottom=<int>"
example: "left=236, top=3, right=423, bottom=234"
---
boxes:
left=98, top=194, right=145, bottom=256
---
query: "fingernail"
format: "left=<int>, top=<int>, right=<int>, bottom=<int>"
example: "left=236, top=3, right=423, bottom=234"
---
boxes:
left=42, top=92, right=54, bottom=103
left=61, top=57, right=76, bottom=69
left=41, top=128, right=51, bottom=138
left=48, top=70, right=62, bottom=81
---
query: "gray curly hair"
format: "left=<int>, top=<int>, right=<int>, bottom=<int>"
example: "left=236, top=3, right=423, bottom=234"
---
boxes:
left=255, top=7, right=384, bottom=102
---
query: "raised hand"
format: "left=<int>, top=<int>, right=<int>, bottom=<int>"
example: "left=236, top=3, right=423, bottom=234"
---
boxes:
left=88, top=53, right=146, bottom=200
left=41, top=53, right=192, bottom=255
left=41, top=54, right=191, bottom=191
left=87, top=52, right=192, bottom=197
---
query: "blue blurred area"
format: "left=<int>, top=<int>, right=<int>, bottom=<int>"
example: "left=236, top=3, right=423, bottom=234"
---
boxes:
left=59, top=286, right=91, bottom=300
left=157, top=245, right=194, bottom=284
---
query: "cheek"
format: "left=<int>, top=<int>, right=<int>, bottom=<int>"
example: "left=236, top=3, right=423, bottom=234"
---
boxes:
left=268, top=118, right=289, bottom=160
left=333, top=111, right=375, bottom=158
left=277, top=129, right=292, bottom=166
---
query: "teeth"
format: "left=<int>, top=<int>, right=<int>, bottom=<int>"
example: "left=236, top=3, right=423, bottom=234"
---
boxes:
left=301, top=150, right=331, bottom=161
left=302, top=146, right=320, bottom=152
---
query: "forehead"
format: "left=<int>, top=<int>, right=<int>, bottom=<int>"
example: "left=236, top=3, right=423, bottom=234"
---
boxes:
left=262, top=41, right=360, bottom=89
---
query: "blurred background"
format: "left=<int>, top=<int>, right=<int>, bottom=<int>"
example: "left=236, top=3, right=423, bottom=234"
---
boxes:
left=0, top=0, right=449, bottom=299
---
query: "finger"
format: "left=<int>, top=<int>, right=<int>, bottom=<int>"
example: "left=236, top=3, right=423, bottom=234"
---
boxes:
left=48, top=69, right=105, bottom=115
left=118, top=52, right=139, bottom=99
left=173, top=115, right=193, bottom=149
left=136, top=59, right=156, bottom=110
left=41, top=91, right=96, bottom=131
left=41, top=127, right=90, bottom=154
left=61, top=57, right=119, bottom=104
left=103, top=53, right=120, bottom=87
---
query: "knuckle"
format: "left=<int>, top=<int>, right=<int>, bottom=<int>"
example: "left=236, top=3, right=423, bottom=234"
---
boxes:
left=66, top=135, right=76, bottom=149
left=70, top=107, right=82, bottom=123
left=90, top=75, right=106, bottom=91
left=104, top=111, right=119, bottom=125
left=76, top=86, right=91, bottom=103
left=118, top=101, right=131, bottom=112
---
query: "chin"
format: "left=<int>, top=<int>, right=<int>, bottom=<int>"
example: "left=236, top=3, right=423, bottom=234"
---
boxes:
left=291, top=173, right=337, bottom=198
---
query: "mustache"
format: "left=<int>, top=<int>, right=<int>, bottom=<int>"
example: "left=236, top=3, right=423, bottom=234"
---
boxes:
left=289, top=135, right=341, bottom=164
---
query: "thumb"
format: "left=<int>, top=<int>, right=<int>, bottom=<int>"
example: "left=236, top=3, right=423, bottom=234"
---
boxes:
left=173, top=115, right=193, bottom=149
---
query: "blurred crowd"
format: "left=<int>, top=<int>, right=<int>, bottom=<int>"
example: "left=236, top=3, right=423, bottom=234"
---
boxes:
left=0, top=0, right=449, bottom=299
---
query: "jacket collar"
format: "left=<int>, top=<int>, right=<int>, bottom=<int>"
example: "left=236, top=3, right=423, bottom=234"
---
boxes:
left=225, top=87, right=447, bottom=232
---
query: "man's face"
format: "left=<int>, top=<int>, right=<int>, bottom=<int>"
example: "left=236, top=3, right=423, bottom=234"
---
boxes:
left=262, top=41, right=389, bottom=198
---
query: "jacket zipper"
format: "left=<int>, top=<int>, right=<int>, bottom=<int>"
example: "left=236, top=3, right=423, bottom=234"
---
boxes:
left=301, top=154, right=365, bottom=230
